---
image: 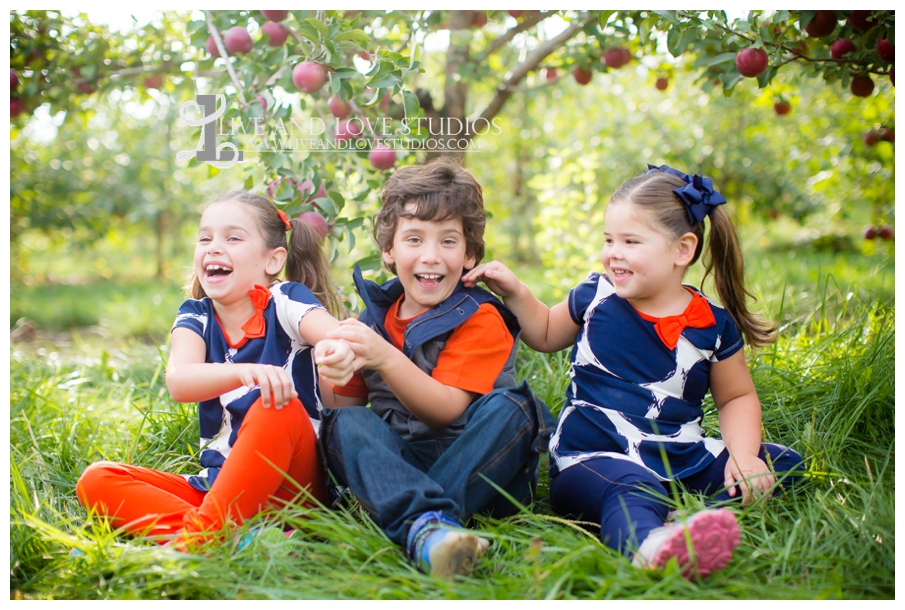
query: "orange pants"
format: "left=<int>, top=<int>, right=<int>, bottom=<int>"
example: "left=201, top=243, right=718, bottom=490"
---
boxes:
left=76, top=397, right=327, bottom=544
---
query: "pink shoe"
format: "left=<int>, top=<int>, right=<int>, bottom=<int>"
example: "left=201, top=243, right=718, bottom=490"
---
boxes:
left=632, top=508, right=740, bottom=579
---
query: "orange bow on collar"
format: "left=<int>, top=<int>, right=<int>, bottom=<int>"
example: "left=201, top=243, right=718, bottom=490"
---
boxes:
left=648, top=292, right=716, bottom=350
left=240, top=284, right=272, bottom=339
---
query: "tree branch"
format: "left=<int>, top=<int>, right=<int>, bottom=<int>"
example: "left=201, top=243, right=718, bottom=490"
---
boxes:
left=474, top=13, right=593, bottom=127
left=204, top=10, right=247, bottom=105
left=473, top=11, right=554, bottom=65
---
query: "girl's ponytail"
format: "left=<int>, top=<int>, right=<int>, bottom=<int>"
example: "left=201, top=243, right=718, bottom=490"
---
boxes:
left=284, top=218, right=345, bottom=319
left=703, top=206, right=777, bottom=347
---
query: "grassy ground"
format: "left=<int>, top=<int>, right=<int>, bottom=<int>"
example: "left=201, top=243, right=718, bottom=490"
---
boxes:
left=8, top=236, right=895, bottom=599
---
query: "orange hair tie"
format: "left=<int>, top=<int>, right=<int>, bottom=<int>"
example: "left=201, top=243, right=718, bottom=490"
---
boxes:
left=277, top=209, right=292, bottom=231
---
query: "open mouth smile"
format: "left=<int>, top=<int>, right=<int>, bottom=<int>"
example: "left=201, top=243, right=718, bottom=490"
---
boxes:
left=204, top=264, right=233, bottom=281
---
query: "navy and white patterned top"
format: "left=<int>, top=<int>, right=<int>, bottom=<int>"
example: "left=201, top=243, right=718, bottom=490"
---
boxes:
left=549, top=272, right=744, bottom=481
left=171, top=282, right=325, bottom=492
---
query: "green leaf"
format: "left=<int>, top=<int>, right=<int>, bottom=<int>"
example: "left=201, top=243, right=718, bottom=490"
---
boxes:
left=756, top=65, right=774, bottom=88
left=598, top=10, right=615, bottom=29
left=304, top=18, right=329, bottom=41
left=328, top=189, right=345, bottom=211
left=774, top=10, right=790, bottom=23
left=720, top=71, right=743, bottom=90
left=244, top=174, right=255, bottom=190
left=653, top=10, right=679, bottom=25
left=367, top=72, right=400, bottom=90
left=708, top=52, right=738, bottom=67
left=314, top=196, right=337, bottom=216
left=335, top=29, right=370, bottom=46
left=356, top=252, right=383, bottom=271
left=403, top=90, right=419, bottom=120
left=666, top=27, right=687, bottom=57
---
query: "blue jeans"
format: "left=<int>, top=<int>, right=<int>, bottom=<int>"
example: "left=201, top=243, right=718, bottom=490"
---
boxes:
left=549, top=443, right=806, bottom=555
left=320, top=381, right=554, bottom=547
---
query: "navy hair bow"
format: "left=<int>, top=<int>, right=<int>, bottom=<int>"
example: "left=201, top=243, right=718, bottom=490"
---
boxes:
left=644, top=164, right=727, bottom=225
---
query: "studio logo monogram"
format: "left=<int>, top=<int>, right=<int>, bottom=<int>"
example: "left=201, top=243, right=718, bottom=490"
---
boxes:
left=177, top=94, right=244, bottom=169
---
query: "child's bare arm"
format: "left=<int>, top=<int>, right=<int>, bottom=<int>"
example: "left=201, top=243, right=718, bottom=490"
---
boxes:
left=167, top=328, right=297, bottom=409
left=711, top=350, right=776, bottom=503
left=463, top=262, right=580, bottom=352
left=325, top=319, right=473, bottom=429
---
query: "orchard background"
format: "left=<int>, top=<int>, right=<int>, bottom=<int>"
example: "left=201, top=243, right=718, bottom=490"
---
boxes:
left=8, top=9, right=895, bottom=600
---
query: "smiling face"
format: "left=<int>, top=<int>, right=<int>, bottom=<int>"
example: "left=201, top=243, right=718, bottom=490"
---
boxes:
left=382, top=203, right=476, bottom=319
left=193, top=200, right=286, bottom=307
left=601, top=201, right=696, bottom=316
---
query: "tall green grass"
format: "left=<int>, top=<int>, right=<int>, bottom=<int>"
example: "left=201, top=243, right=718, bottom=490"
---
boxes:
left=9, top=269, right=893, bottom=598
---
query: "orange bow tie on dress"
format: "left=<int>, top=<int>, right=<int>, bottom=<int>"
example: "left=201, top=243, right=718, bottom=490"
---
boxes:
left=650, top=293, right=716, bottom=349
left=240, top=284, right=271, bottom=339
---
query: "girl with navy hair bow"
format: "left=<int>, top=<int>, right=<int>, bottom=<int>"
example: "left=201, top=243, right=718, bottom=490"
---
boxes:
left=464, top=165, right=805, bottom=579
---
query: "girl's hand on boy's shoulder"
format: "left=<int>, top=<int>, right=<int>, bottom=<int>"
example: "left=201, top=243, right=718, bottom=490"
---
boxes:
left=315, top=339, right=359, bottom=387
left=724, top=452, right=776, bottom=504
left=462, top=261, right=520, bottom=297
left=326, top=319, right=392, bottom=371
left=239, top=364, right=297, bottom=410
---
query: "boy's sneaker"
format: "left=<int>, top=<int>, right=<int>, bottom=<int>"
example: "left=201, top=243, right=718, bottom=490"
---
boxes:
left=405, top=511, right=489, bottom=577
left=631, top=508, right=740, bottom=579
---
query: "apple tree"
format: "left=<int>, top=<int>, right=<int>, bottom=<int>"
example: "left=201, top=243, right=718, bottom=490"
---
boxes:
left=11, top=9, right=895, bottom=274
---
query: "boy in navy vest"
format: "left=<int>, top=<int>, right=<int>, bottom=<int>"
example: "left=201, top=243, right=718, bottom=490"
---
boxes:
left=317, top=158, right=553, bottom=577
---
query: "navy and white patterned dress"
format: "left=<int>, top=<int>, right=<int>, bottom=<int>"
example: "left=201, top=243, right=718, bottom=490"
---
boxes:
left=171, top=282, right=325, bottom=491
left=549, top=272, right=744, bottom=481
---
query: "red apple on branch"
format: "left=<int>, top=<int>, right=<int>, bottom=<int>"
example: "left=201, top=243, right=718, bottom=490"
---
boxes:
left=863, top=130, right=879, bottom=146
left=11, top=98, right=24, bottom=118
left=334, top=120, right=362, bottom=141
left=508, top=11, right=524, bottom=18
left=604, top=47, right=630, bottom=69
left=850, top=75, right=874, bottom=97
left=863, top=226, right=877, bottom=239
left=878, top=225, right=893, bottom=240
left=329, top=95, right=352, bottom=119
left=261, top=21, right=288, bottom=47
left=11, top=69, right=19, bottom=89
left=471, top=12, right=488, bottom=28
left=205, top=35, right=219, bottom=58
left=293, top=61, right=327, bottom=93
left=299, top=211, right=329, bottom=239
left=774, top=100, right=791, bottom=115
left=879, top=127, right=894, bottom=143
left=804, top=11, right=837, bottom=38
left=655, top=76, right=669, bottom=91
left=830, top=39, right=856, bottom=59
left=848, top=11, right=872, bottom=33
left=877, top=38, right=894, bottom=63
left=223, top=26, right=253, bottom=55
left=544, top=67, right=557, bottom=82
left=369, top=144, right=397, bottom=170
left=572, top=66, right=593, bottom=85
left=736, top=48, right=768, bottom=77
left=261, top=10, right=289, bottom=22
left=143, top=74, right=163, bottom=89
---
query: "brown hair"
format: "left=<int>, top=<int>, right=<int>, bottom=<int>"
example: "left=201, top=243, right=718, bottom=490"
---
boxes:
left=608, top=170, right=777, bottom=347
left=374, top=157, right=486, bottom=274
left=185, top=190, right=344, bottom=318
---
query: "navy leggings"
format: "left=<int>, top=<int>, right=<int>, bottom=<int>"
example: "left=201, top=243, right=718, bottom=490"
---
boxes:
left=549, top=443, right=805, bottom=555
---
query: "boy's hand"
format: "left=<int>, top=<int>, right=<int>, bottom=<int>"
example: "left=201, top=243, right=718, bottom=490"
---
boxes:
left=239, top=364, right=297, bottom=410
left=326, top=319, right=393, bottom=371
left=724, top=452, right=776, bottom=504
left=315, top=339, right=359, bottom=386
left=461, top=262, right=521, bottom=297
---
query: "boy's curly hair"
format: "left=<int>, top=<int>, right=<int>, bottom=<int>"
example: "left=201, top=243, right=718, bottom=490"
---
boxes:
left=374, top=157, right=486, bottom=274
